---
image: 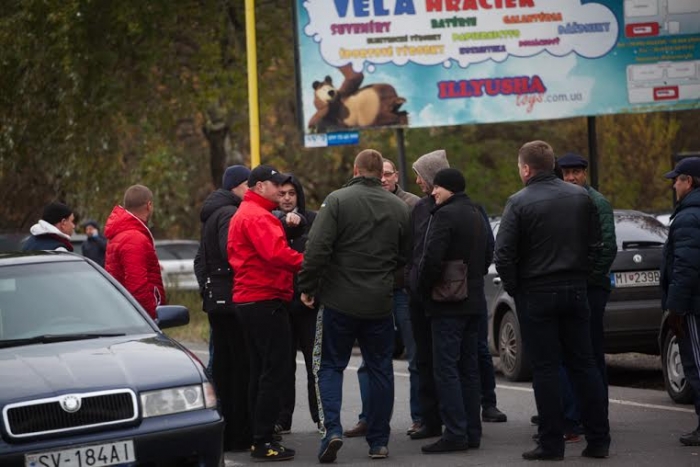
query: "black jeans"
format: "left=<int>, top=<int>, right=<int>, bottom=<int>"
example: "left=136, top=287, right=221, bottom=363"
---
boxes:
left=235, top=300, right=292, bottom=445
left=410, top=295, right=442, bottom=430
left=560, top=285, right=611, bottom=428
left=208, top=311, right=252, bottom=450
left=432, top=314, right=481, bottom=444
left=516, top=283, right=610, bottom=455
left=277, top=298, right=320, bottom=427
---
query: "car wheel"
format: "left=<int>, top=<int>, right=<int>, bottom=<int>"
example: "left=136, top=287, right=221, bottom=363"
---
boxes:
left=498, top=310, right=531, bottom=382
left=661, top=329, right=694, bottom=404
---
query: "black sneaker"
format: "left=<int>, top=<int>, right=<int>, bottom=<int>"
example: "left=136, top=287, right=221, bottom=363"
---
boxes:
left=522, top=446, right=564, bottom=461
left=582, top=445, right=609, bottom=458
left=251, top=442, right=294, bottom=462
left=482, top=406, right=507, bottom=423
left=421, top=438, right=469, bottom=454
left=680, top=430, right=700, bottom=446
left=318, top=436, right=343, bottom=463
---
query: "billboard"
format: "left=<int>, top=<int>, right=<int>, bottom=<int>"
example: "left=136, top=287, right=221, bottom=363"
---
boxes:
left=293, top=0, right=700, bottom=146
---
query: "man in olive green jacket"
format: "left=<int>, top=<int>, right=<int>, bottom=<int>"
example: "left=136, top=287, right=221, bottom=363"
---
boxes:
left=298, top=149, right=410, bottom=463
left=557, top=152, right=617, bottom=434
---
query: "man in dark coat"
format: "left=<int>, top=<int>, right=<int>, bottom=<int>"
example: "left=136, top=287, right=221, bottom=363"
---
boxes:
left=495, top=140, right=609, bottom=461
left=273, top=175, right=321, bottom=434
left=555, top=153, right=617, bottom=439
left=405, top=149, right=449, bottom=441
left=193, top=165, right=253, bottom=452
left=81, top=220, right=108, bottom=267
left=417, top=168, right=489, bottom=453
left=661, top=157, right=700, bottom=447
left=23, top=202, right=75, bottom=252
left=298, top=149, right=410, bottom=463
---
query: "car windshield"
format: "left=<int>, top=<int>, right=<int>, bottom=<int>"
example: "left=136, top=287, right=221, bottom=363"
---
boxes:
left=614, top=212, right=667, bottom=249
left=0, top=260, right=153, bottom=344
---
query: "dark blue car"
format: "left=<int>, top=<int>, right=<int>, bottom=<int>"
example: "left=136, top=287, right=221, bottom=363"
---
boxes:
left=0, top=252, right=223, bottom=466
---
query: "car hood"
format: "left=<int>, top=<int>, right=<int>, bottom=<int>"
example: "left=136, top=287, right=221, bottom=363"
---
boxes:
left=0, top=334, right=203, bottom=404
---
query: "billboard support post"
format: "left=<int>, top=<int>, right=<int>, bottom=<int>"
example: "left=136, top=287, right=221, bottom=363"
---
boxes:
left=396, top=128, right=408, bottom=189
left=588, top=116, right=599, bottom=190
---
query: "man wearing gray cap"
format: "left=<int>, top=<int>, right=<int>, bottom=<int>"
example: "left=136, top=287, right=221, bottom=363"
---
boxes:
left=661, top=157, right=700, bottom=447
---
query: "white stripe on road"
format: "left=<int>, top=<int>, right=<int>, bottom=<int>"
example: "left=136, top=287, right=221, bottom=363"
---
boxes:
left=193, top=350, right=694, bottom=415
left=496, top=383, right=695, bottom=413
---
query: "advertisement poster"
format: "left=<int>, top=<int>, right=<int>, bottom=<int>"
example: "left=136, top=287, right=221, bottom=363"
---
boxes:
left=294, top=0, right=700, bottom=146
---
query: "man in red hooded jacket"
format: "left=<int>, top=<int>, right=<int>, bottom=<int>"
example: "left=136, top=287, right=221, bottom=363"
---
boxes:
left=228, top=165, right=303, bottom=462
left=104, top=184, right=166, bottom=319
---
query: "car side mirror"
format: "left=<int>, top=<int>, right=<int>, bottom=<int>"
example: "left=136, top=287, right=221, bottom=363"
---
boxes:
left=155, top=305, right=190, bottom=329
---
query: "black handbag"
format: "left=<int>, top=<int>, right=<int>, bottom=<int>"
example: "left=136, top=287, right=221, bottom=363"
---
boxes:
left=203, top=271, right=233, bottom=312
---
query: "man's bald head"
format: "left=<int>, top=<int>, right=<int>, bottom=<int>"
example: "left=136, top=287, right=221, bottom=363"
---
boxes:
left=123, top=185, right=153, bottom=210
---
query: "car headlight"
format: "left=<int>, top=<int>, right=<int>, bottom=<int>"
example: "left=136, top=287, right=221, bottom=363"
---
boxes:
left=141, top=384, right=216, bottom=418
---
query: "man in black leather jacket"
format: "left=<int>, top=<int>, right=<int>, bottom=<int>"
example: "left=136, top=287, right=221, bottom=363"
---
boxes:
left=494, top=140, right=609, bottom=461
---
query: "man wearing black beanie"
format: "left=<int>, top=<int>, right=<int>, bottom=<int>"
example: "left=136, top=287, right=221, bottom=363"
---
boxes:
left=22, top=202, right=75, bottom=252
left=193, top=164, right=253, bottom=453
left=418, top=168, right=492, bottom=453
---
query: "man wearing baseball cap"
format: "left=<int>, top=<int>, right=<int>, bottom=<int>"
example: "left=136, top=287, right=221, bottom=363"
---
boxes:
left=549, top=153, right=617, bottom=441
left=227, top=164, right=303, bottom=461
left=661, top=157, right=700, bottom=446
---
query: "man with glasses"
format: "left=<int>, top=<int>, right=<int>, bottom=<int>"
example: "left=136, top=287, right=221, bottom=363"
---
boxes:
left=661, top=157, right=700, bottom=447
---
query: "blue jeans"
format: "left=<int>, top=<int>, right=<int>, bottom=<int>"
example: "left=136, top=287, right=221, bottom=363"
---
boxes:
left=432, top=314, right=481, bottom=443
left=357, top=289, right=420, bottom=423
left=316, top=306, right=394, bottom=448
left=478, top=308, right=498, bottom=409
left=516, top=283, right=610, bottom=455
left=560, top=286, right=610, bottom=430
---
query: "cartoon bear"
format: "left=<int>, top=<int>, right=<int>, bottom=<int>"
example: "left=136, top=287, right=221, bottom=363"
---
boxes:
left=308, top=64, right=408, bottom=133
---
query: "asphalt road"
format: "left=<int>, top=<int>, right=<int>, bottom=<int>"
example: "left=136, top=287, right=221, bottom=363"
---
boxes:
left=186, top=344, right=699, bottom=466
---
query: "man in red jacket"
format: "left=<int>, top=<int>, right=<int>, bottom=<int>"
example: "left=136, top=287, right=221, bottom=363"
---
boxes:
left=228, top=165, right=303, bottom=462
left=104, top=184, right=166, bottom=319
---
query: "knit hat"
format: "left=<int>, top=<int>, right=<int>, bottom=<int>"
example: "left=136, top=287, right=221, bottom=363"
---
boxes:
left=42, top=202, right=73, bottom=226
left=413, top=149, right=449, bottom=189
left=433, top=168, right=465, bottom=193
left=81, top=219, right=100, bottom=230
left=222, top=165, right=252, bottom=191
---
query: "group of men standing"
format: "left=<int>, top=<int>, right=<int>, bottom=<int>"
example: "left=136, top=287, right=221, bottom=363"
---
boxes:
left=193, top=146, right=512, bottom=463
left=21, top=140, right=700, bottom=462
